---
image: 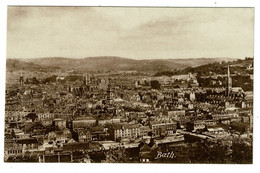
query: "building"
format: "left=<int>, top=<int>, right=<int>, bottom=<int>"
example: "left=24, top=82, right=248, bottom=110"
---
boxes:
left=53, top=118, right=66, bottom=130
left=73, top=117, right=96, bottom=130
left=113, top=124, right=140, bottom=141
left=204, top=127, right=226, bottom=137
left=190, top=92, right=196, bottom=102
left=78, top=129, right=92, bottom=142
left=193, top=120, right=206, bottom=130
left=139, top=140, right=158, bottom=163
left=168, top=110, right=186, bottom=125
left=46, top=129, right=72, bottom=144
left=140, top=126, right=152, bottom=138
left=91, top=126, right=108, bottom=141
left=38, top=112, right=54, bottom=121
left=244, top=91, right=253, bottom=108
left=4, top=139, right=23, bottom=158
left=149, top=121, right=177, bottom=138
left=98, top=118, right=120, bottom=126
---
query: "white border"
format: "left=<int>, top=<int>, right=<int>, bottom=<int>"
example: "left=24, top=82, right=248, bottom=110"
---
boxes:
left=0, top=1, right=259, bottom=173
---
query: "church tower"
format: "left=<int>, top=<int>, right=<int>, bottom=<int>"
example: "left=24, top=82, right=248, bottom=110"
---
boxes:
left=226, top=65, right=232, bottom=97
left=106, top=82, right=114, bottom=103
left=86, top=74, right=90, bottom=85
left=19, top=72, right=24, bottom=86
left=83, top=74, right=87, bottom=86
left=83, top=74, right=90, bottom=85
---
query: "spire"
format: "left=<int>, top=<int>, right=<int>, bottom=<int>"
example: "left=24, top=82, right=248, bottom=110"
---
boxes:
left=226, top=65, right=232, bottom=97
left=107, top=81, right=114, bottom=103
left=86, top=74, right=90, bottom=85
left=19, top=71, right=24, bottom=86
left=227, top=65, right=230, bottom=78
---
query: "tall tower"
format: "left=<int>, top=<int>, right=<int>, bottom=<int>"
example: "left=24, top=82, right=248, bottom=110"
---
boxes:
left=83, top=74, right=90, bottom=85
left=226, top=66, right=232, bottom=97
left=19, top=72, right=24, bottom=86
left=107, top=83, right=114, bottom=103
left=83, top=74, right=87, bottom=86
left=86, top=74, right=90, bottom=85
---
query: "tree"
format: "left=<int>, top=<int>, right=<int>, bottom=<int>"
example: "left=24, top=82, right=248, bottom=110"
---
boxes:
left=186, top=122, right=194, bottom=132
left=7, top=90, right=18, bottom=97
left=144, top=80, right=150, bottom=86
left=32, top=77, right=39, bottom=84
left=25, top=78, right=29, bottom=84
left=206, top=141, right=229, bottom=163
left=26, top=113, right=37, bottom=122
left=206, top=113, right=213, bottom=119
left=42, top=75, right=57, bottom=84
left=230, top=122, right=248, bottom=134
left=232, top=139, right=252, bottom=163
left=150, top=80, right=161, bottom=90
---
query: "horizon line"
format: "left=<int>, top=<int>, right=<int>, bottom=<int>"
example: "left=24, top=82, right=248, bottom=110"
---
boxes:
left=6, top=56, right=250, bottom=61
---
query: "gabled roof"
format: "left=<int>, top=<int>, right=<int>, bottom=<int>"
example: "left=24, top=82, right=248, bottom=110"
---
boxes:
left=16, top=138, right=38, bottom=144
left=78, top=129, right=91, bottom=135
left=140, top=143, right=151, bottom=152
left=91, top=126, right=104, bottom=133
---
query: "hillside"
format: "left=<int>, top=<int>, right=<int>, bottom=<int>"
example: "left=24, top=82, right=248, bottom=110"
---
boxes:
left=11, top=56, right=237, bottom=72
left=6, top=59, right=60, bottom=72
left=154, top=57, right=253, bottom=77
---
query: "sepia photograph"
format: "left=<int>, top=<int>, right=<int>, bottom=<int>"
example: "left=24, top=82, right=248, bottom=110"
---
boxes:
left=3, top=6, right=254, bottom=164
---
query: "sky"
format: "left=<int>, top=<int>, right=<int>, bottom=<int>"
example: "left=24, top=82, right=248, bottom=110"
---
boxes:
left=7, top=7, right=254, bottom=60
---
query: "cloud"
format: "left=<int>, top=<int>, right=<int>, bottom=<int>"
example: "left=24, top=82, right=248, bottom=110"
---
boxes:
left=6, top=7, right=254, bottom=59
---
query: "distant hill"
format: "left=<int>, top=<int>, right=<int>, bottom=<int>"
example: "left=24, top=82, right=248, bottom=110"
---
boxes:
left=6, top=59, right=43, bottom=72
left=154, top=57, right=253, bottom=77
left=8, top=56, right=238, bottom=72
left=6, top=59, right=60, bottom=73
